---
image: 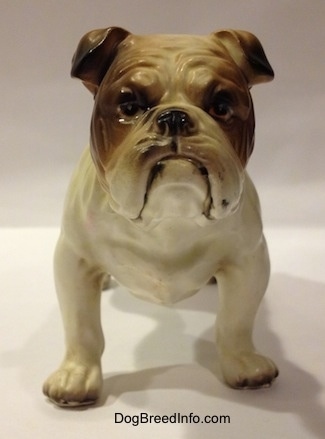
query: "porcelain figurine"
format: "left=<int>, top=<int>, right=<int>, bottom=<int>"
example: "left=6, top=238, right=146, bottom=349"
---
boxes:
left=43, top=27, right=278, bottom=406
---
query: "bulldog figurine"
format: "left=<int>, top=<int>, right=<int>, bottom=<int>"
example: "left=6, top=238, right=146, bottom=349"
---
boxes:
left=43, top=27, right=278, bottom=406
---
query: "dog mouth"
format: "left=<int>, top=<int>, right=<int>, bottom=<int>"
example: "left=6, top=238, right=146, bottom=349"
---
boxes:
left=140, top=155, right=213, bottom=223
left=105, top=133, right=244, bottom=223
left=146, top=156, right=210, bottom=200
left=148, top=156, right=209, bottom=181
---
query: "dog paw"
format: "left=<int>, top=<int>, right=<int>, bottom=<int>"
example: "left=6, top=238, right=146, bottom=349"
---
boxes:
left=220, top=351, right=279, bottom=389
left=43, top=361, right=103, bottom=407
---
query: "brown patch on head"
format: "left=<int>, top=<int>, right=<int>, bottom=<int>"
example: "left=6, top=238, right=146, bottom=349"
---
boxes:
left=70, top=27, right=273, bottom=210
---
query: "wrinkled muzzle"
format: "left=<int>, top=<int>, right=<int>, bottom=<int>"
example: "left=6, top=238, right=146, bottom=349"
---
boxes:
left=102, top=107, right=245, bottom=226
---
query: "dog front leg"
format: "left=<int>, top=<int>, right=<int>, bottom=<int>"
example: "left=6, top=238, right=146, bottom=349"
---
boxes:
left=216, top=238, right=278, bottom=389
left=43, top=235, right=105, bottom=406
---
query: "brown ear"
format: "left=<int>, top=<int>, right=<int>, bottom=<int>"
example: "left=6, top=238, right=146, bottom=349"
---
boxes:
left=71, top=27, right=130, bottom=94
left=214, top=29, right=274, bottom=86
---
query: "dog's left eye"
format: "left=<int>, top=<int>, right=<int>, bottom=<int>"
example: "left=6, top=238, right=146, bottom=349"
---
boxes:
left=208, top=93, right=234, bottom=122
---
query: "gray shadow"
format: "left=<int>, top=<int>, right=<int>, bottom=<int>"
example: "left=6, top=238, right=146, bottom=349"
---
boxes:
left=99, top=274, right=325, bottom=438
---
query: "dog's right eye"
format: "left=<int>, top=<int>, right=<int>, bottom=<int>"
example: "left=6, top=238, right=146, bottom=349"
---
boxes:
left=117, top=89, right=148, bottom=123
left=120, top=102, right=141, bottom=117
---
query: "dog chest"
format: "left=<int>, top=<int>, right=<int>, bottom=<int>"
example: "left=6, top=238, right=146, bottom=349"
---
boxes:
left=92, top=215, right=232, bottom=304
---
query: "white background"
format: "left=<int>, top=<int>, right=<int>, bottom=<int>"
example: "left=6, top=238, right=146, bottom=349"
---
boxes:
left=1, top=1, right=324, bottom=438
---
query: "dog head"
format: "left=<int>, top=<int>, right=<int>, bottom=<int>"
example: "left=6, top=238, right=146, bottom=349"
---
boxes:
left=71, top=27, right=273, bottom=226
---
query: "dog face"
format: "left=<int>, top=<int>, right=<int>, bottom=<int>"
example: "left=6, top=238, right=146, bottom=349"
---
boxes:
left=71, top=28, right=273, bottom=225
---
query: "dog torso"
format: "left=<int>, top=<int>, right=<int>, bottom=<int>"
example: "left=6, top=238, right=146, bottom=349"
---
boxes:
left=62, top=148, right=262, bottom=305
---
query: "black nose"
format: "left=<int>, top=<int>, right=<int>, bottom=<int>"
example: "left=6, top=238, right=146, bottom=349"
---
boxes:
left=157, top=109, right=192, bottom=136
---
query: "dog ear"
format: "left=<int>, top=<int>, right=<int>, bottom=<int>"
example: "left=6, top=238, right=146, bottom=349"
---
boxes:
left=214, top=30, right=274, bottom=86
left=71, top=27, right=130, bottom=94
